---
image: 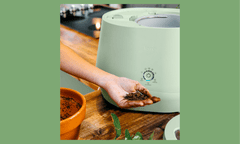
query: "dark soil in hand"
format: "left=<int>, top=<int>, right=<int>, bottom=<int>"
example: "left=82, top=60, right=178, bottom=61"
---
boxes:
left=60, top=96, right=82, bottom=121
left=124, top=91, right=150, bottom=101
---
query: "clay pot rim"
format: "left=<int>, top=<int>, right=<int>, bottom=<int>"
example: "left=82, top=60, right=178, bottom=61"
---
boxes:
left=60, top=87, right=86, bottom=124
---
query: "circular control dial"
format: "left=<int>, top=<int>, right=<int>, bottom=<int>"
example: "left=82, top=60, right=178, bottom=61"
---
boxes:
left=143, top=70, right=154, bottom=81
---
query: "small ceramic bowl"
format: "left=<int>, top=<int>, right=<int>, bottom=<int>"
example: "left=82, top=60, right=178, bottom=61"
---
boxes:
left=60, top=87, right=86, bottom=140
left=163, top=115, right=180, bottom=140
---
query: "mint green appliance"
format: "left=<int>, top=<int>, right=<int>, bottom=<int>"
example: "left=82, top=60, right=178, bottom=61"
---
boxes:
left=96, top=8, right=180, bottom=113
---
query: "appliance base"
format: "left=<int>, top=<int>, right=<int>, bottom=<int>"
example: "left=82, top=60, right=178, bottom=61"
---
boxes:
left=101, top=88, right=179, bottom=113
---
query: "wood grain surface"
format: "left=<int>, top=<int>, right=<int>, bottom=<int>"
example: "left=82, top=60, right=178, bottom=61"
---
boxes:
left=60, top=24, right=180, bottom=140
left=60, top=24, right=99, bottom=66
left=60, top=24, right=99, bottom=90
left=80, top=90, right=179, bottom=140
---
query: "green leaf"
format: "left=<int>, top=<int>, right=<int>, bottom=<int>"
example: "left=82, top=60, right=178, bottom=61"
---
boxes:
left=125, top=129, right=132, bottom=140
left=111, top=113, right=121, bottom=139
left=132, top=132, right=143, bottom=140
left=148, top=131, right=154, bottom=140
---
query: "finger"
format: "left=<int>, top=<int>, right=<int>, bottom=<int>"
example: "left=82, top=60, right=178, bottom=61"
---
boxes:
left=135, top=83, right=153, bottom=98
left=118, top=100, right=144, bottom=109
left=141, top=98, right=153, bottom=105
left=126, top=100, right=144, bottom=108
left=151, top=96, right=161, bottom=103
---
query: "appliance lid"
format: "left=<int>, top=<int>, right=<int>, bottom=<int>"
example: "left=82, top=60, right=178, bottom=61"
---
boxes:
left=102, top=8, right=180, bottom=28
left=135, top=14, right=180, bottom=28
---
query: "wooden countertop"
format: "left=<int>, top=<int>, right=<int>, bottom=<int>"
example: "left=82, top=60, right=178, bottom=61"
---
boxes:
left=60, top=24, right=99, bottom=90
left=60, top=24, right=179, bottom=140
left=78, top=90, right=179, bottom=140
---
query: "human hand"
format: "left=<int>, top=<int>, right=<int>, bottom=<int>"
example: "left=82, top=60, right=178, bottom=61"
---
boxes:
left=103, top=77, right=160, bottom=109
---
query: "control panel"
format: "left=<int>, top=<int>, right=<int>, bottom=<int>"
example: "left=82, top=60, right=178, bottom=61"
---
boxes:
left=143, top=70, right=154, bottom=81
left=140, top=67, right=157, bottom=86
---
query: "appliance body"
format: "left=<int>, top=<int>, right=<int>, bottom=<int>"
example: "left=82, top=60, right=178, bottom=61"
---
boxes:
left=96, top=8, right=180, bottom=112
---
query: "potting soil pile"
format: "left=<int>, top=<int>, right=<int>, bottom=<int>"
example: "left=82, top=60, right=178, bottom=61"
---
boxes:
left=60, top=96, right=82, bottom=120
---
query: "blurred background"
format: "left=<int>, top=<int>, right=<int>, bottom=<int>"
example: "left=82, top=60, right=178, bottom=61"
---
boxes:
left=111, top=4, right=179, bottom=9
left=60, top=4, right=180, bottom=38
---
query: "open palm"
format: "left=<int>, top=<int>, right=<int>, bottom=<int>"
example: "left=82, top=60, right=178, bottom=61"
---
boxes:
left=104, top=77, right=160, bottom=109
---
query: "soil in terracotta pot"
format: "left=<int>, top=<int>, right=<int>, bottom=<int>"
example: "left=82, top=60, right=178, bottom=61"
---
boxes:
left=60, top=96, right=82, bottom=121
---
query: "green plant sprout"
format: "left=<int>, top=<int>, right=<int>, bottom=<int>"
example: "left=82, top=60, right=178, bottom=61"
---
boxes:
left=111, top=113, right=154, bottom=140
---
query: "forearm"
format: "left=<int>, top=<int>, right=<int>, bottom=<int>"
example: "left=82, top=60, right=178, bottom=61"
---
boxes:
left=60, top=42, right=118, bottom=89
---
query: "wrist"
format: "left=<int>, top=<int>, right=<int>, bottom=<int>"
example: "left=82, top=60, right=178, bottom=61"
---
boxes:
left=98, top=74, right=119, bottom=90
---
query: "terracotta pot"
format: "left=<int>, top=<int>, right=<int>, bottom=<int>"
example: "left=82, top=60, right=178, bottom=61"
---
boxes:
left=60, top=87, right=86, bottom=140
